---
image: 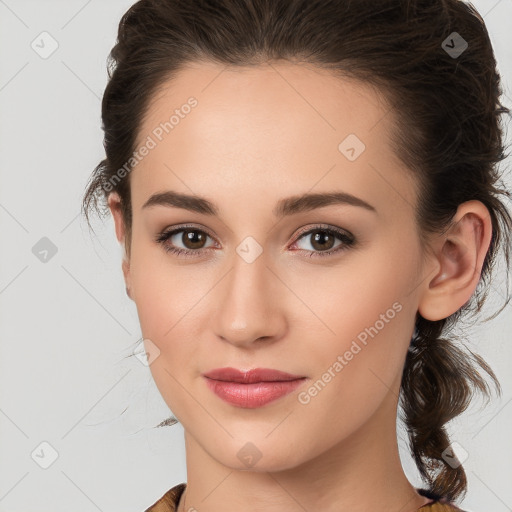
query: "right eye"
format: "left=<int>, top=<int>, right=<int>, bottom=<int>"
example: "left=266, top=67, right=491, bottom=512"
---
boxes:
left=155, top=225, right=217, bottom=258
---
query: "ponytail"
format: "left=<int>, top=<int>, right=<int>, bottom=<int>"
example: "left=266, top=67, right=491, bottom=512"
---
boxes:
left=399, top=316, right=501, bottom=500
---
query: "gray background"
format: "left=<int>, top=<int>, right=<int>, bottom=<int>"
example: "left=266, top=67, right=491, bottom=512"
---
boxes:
left=0, top=0, right=511, bottom=511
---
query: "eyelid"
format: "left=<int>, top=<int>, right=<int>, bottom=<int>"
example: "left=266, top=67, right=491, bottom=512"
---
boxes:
left=292, top=223, right=349, bottom=239
left=159, top=223, right=218, bottom=242
left=292, top=220, right=351, bottom=238
left=158, top=222, right=353, bottom=245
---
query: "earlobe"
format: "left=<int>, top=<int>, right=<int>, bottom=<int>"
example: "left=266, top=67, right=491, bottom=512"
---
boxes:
left=417, top=200, right=492, bottom=322
left=122, top=258, right=132, bottom=298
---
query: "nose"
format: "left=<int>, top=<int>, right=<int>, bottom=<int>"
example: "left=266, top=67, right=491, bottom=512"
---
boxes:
left=211, top=253, right=288, bottom=349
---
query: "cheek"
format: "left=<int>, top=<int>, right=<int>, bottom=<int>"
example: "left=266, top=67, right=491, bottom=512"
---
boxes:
left=127, top=229, right=215, bottom=418
left=129, top=238, right=206, bottom=338
left=132, top=257, right=205, bottom=417
left=289, top=241, right=417, bottom=384
left=291, top=284, right=411, bottom=444
left=288, top=247, right=408, bottom=334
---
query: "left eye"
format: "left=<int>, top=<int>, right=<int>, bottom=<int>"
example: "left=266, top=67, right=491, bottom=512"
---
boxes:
left=291, top=226, right=355, bottom=255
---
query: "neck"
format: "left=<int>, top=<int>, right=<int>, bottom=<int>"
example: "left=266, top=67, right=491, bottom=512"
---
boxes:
left=177, top=379, right=430, bottom=512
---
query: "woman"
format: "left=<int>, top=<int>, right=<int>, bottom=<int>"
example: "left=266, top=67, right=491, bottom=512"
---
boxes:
left=81, top=0, right=511, bottom=510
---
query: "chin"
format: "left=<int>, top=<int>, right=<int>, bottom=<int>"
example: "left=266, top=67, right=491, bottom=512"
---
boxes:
left=207, top=437, right=309, bottom=473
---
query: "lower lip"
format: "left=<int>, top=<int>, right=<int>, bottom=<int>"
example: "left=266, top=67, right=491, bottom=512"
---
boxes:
left=204, top=377, right=306, bottom=408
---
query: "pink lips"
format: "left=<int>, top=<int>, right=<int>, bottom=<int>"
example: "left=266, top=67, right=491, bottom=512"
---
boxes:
left=202, top=367, right=307, bottom=408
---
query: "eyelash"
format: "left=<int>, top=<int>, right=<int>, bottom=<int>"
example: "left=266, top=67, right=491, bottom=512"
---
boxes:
left=155, top=223, right=356, bottom=259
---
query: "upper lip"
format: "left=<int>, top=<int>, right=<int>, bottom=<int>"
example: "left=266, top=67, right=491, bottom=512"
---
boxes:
left=202, top=367, right=306, bottom=383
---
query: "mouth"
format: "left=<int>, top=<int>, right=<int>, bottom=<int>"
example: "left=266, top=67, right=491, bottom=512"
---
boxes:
left=202, top=367, right=307, bottom=408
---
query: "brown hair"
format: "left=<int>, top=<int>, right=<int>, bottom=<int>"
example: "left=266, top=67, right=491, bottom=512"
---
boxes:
left=81, top=0, right=512, bottom=501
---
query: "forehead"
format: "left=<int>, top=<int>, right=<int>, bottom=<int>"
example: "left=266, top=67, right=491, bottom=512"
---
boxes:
left=138, top=60, right=391, bottom=145
left=130, top=60, right=417, bottom=218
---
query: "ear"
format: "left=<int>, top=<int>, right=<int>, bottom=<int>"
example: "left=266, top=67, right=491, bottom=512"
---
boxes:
left=417, top=200, right=492, bottom=321
left=108, top=192, right=134, bottom=301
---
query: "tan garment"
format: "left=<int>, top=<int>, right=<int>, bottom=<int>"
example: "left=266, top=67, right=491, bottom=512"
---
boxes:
left=143, top=483, right=466, bottom=512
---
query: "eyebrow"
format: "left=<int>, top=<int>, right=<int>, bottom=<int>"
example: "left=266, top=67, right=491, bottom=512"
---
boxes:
left=142, top=190, right=377, bottom=217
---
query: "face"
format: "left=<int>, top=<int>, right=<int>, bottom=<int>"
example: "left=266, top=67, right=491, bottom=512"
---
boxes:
left=111, top=61, right=430, bottom=471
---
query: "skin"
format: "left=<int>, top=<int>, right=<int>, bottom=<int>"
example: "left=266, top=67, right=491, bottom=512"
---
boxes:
left=108, top=60, right=492, bottom=512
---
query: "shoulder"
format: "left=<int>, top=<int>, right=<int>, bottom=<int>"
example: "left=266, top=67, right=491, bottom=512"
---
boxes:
left=419, top=504, right=467, bottom=512
left=144, top=484, right=468, bottom=511
left=417, top=488, right=467, bottom=512
left=143, top=483, right=186, bottom=512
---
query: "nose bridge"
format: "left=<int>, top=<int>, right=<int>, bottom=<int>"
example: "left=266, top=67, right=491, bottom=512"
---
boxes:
left=212, top=245, right=285, bottom=345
